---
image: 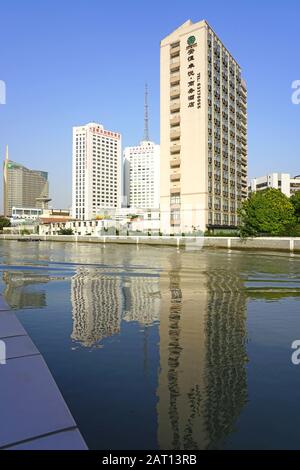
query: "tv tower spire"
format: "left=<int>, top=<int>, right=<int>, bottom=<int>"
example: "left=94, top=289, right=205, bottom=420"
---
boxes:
left=143, top=83, right=149, bottom=141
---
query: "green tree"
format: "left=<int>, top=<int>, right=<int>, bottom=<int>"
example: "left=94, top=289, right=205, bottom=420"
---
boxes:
left=290, top=191, right=300, bottom=222
left=0, top=217, right=11, bottom=231
left=58, top=228, right=74, bottom=235
left=239, top=188, right=296, bottom=237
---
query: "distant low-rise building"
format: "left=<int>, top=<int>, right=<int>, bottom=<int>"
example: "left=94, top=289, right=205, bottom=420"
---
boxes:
left=39, top=209, right=73, bottom=224
left=39, top=208, right=160, bottom=236
left=3, top=146, right=50, bottom=217
left=249, top=173, right=300, bottom=198
left=11, top=207, right=43, bottom=222
left=10, top=207, right=71, bottom=225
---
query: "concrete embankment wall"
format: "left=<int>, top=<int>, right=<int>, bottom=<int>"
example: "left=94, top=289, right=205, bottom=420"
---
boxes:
left=1, top=234, right=300, bottom=253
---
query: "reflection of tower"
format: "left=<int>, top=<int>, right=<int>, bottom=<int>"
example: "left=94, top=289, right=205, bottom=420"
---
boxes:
left=71, top=269, right=122, bottom=347
left=157, top=253, right=248, bottom=450
left=2, top=271, right=49, bottom=309
left=122, top=275, right=161, bottom=377
left=122, top=276, right=160, bottom=326
left=203, top=268, right=248, bottom=449
left=157, top=253, right=208, bottom=449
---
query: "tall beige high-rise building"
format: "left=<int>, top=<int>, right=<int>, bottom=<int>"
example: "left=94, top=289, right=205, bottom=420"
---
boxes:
left=72, top=122, right=121, bottom=220
left=160, top=20, right=247, bottom=234
left=3, top=146, right=49, bottom=217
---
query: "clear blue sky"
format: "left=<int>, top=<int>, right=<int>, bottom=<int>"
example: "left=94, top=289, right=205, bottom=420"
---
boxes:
left=0, top=0, right=299, bottom=209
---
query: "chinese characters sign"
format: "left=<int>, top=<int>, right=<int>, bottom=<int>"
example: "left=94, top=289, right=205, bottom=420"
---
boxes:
left=89, top=127, right=120, bottom=140
left=186, top=36, right=201, bottom=110
left=186, top=36, right=197, bottom=109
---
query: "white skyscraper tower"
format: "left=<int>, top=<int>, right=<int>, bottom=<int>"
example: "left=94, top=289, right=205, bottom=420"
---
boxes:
left=123, top=85, right=160, bottom=209
left=72, top=122, right=122, bottom=220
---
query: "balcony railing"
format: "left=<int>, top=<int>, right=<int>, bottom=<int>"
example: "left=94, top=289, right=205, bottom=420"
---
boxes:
left=170, top=73, right=180, bottom=85
left=170, top=145, right=181, bottom=154
left=170, top=45, right=180, bottom=56
left=170, top=102, right=180, bottom=112
left=170, top=158, right=181, bottom=168
left=170, top=87, right=180, bottom=99
left=170, top=129, right=181, bottom=140
left=170, top=115, right=180, bottom=126
left=170, top=61, right=180, bottom=72
left=170, top=173, right=180, bottom=182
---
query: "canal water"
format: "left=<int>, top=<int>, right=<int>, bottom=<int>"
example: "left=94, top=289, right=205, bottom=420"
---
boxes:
left=1, top=240, right=300, bottom=450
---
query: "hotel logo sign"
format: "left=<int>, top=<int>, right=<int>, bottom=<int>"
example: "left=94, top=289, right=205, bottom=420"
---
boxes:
left=187, top=35, right=196, bottom=46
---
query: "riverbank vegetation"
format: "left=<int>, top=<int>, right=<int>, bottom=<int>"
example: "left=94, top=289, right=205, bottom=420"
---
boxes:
left=239, top=188, right=300, bottom=237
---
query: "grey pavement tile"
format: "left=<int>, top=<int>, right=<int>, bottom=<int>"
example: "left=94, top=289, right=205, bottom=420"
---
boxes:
left=5, top=335, right=39, bottom=360
left=0, top=355, right=76, bottom=448
left=0, top=312, right=27, bottom=339
left=0, top=296, right=11, bottom=311
left=6, top=429, right=88, bottom=450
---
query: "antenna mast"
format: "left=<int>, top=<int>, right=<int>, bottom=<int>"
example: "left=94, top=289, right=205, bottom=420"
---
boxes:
left=143, top=83, right=149, bottom=141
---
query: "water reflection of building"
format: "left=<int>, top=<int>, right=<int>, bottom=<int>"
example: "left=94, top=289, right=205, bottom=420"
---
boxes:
left=157, top=254, right=248, bottom=450
left=2, top=271, right=49, bottom=309
left=71, top=269, right=122, bottom=347
left=123, top=277, right=160, bottom=325
left=204, top=268, right=248, bottom=448
left=71, top=269, right=161, bottom=348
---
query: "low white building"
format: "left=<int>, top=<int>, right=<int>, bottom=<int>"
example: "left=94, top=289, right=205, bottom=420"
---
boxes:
left=249, top=173, right=300, bottom=198
left=11, top=207, right=43, bottom=223
left=39, top=208, right=160, bottom=236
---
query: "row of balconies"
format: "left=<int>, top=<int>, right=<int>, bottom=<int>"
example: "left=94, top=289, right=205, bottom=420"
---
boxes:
left=209, top=124, right=236, bottom=136
left=170, top=115, right=180, bottom=126
left=209, top=191, right=239, bottom=203
left=208, top=72, right=236, bottom=85
left=208, top=170, right=239, bottom=181
left=170, top=87, right=180, bottom=99
left=170, top=57, right=180, bottom=70
left=209, top=189, right=238, bottom=197
left=170, top=129, right=181, bottom=140
left=170, top=144, right=181, bottom=154
left=170, top=186, right=181, bottom=194
left=212, top=206, right=239, bottom=213
left=208, top=158, right=242, bottom=172
left=170, top=101, right=180, bottom=113
left=209, top=85, right=234, bottom=97
left=170, top=73, right=180, bottom=85
left=170, top=158, right=181, bottom=168
left=170, top=173, right=180, bottom=182
left=170, top=45, right=180, bottom=57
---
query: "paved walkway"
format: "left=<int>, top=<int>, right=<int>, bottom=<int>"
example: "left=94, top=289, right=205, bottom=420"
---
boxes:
left=0, top=295, right=87, bottom=450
